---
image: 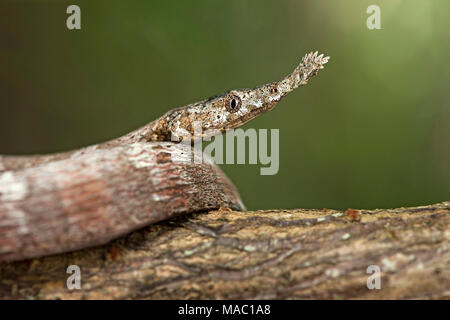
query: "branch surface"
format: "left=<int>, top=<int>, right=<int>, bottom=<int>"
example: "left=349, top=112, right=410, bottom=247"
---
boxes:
left=0, top=202, right=448, bottom=299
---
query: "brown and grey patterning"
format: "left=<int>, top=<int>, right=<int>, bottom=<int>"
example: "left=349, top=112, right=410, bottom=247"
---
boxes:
left=0, top=51, right=329, bottom=262
left=126, top=51, right=330, bottom=142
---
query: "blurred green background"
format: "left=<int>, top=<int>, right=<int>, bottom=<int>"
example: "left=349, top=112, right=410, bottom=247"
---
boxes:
left=1, top=0, right=449, bottom=210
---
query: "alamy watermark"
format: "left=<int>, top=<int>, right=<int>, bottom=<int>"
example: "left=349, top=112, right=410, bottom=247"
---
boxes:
left=170, top=122, right=279, bottom=175
left=366, top=265, right=381, bottom=290
left=66, top=5, right=81, bottom=30
left=366, top=5, right=381, bottom=30
left=66, top=265, right=81, bottom=290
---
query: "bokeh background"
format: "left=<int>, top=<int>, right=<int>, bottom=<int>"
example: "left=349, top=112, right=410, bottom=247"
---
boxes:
left=1, top=0, right=449, bottom=210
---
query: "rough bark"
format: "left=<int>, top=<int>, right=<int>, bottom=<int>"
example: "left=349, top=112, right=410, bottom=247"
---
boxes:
left=0, top=202, right=448, bottom=299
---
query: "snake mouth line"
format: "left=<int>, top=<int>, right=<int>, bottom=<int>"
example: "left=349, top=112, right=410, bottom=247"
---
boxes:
left=220, top=101, right=280, bottom=131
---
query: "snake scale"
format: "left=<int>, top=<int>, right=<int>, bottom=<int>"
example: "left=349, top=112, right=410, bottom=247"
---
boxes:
left=0, top=52, right=329, bottom=262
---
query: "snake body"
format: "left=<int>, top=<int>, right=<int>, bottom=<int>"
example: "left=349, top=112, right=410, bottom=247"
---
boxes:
left=0, top=52, right=329, bottom=262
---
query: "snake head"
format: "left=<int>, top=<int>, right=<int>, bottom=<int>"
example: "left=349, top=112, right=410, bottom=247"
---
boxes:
left=204, top=51, right=330, bottom=131
left=152, top=51, right=330, bottom=141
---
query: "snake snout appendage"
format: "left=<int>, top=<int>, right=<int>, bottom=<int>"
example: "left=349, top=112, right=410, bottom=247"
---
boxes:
left=289, top=51, right=330, bottom=86
left=303, top=51, right=330, bottom=69
left=278, top=51, right=330, bottom=93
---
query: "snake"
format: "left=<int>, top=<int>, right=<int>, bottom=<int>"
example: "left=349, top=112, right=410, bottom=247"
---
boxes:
left=0, top=51, right=329, bottom=262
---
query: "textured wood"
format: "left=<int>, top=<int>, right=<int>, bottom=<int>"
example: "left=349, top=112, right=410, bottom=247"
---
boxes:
left=0, top=142, right=243, bottom=262
left=0, top=202, right=448, bottom=299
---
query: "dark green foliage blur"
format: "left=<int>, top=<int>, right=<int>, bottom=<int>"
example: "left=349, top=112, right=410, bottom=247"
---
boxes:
left=1, top=0, right=449, bottom=210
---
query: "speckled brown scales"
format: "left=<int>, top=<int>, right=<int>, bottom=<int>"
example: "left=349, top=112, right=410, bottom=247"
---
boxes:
left=0, top=52, right=329, bottom=262
left=135, top=51, right=330, bottom=141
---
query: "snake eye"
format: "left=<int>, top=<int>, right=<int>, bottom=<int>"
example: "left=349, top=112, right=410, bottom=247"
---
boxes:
left=225, top=95, right=242, bottom=113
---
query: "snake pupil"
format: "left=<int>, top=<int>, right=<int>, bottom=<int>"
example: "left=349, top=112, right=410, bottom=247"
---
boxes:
left=225, top=95, right=241, bottom=113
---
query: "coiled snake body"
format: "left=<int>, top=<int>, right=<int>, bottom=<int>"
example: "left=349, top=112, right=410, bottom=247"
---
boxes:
left=0, top=52, right=329, bottom=262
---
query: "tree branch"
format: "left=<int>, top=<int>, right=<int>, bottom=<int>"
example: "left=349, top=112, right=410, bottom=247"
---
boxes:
left=0, top=202, right=448, bottom=299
